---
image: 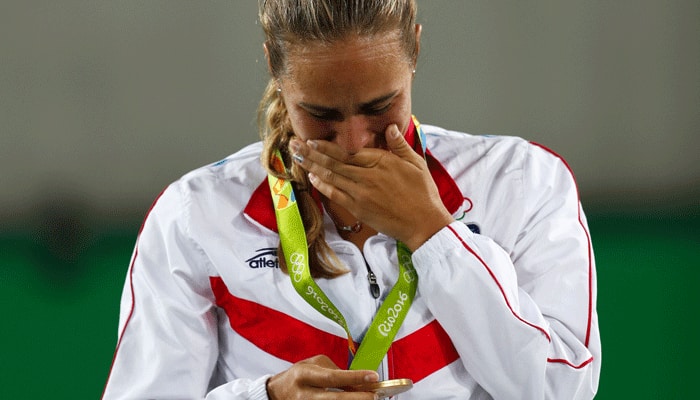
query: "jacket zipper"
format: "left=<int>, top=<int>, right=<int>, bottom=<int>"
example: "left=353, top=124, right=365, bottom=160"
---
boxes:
left=366, top=264, right=381, bottom=300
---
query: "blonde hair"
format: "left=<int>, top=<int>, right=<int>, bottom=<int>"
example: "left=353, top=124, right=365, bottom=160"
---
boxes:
left=257, top=0, right=418, bottom=278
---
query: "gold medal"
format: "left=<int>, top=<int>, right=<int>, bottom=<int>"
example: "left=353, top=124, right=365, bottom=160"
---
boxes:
left=355, top=378, right=413, bottom=398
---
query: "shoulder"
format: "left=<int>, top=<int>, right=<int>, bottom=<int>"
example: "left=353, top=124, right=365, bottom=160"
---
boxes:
left=148, top=142, right=265, bottom=231
left=422, top=123, right=560, bottom=173
left=422, top=123, right=578, bottom=199
left=177, top=141, right=265, bottom=193
left=168, top=141, right=266, bottom=207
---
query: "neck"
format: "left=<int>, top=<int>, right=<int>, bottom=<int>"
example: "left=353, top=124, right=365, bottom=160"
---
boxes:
left=322, top=197, right=377, bottom=249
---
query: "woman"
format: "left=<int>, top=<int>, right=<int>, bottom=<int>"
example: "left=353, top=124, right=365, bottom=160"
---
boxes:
left=102, top=1, right=600, bottom=399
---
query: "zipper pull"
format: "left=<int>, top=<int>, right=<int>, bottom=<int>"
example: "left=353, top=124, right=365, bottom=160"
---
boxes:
left=367, top=270, right=380, bottom=299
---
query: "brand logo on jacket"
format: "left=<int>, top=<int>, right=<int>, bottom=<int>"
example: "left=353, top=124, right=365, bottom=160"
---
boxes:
left=246, top=247, right=279, bottom=269
left=455, top=196, right=481, bottom=234
left=465, top=223, right=480, bottom=234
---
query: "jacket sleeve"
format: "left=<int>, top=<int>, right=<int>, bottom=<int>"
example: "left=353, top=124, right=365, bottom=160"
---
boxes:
left=411, top=144, right=600, bottom=399
left=101, top=182, right=271, bottom=400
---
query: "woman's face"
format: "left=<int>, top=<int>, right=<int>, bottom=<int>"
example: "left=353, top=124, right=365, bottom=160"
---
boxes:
left=277, top=32, right=416, bottom=154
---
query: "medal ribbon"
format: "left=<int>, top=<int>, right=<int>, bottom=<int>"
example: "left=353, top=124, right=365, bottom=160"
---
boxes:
left=266, top=116, right=425, bottom=371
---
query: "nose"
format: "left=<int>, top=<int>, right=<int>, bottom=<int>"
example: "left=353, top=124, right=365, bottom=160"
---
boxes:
left=332, top=116, right=375, bottom=154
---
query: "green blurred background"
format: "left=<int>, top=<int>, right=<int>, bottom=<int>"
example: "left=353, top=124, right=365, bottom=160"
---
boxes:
left=1, top=1, right=698, bottom=398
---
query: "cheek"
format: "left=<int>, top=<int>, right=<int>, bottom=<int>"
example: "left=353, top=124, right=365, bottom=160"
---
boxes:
left=376, top=101, right=412, bottom=134
left=367, top=115, right=398, bottom=134
left=287, top=112, right=332, bottom=141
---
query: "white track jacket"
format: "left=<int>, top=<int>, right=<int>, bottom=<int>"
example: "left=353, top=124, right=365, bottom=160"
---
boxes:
left=102, top=122, right=601, bottom=399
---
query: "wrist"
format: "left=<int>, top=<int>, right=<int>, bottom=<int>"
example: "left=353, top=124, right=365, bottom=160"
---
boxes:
left=265, top=376, right=277, bottom=400
left=239, top=374, right=274, bottom=400
left=404, top=213, right=454, bottom=252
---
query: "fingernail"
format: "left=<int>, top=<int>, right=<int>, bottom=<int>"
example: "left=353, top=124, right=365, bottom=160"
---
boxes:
left=364, top=371, right=379, bottom=382
left=289, top=139, right=300, bottom=153
left=308, top=172, right=317, bottom=183
left=292, top=153, right=303, bottom=164
left=306, top=140, right=318, bottom=149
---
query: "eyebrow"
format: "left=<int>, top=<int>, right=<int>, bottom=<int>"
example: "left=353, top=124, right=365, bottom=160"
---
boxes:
left=299, top=90, right=398, bottom=114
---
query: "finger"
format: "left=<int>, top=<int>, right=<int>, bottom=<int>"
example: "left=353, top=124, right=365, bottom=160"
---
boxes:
left=305, top=139, right=352, bottom=163
left=290, top=139, right=350, bottom=168
left=290, top=142, right=365, bottom=203
left=303, top=143, right=355, bottom=181
left=299, top=365, right=379, bottom=390
left=309, top=140, right=390, bottom=168
left=290, top=140, right=355, bottom=183
left=295, top=355, right=378, bottom=387
left=385, top=124, right=421, bottom=163
left=299, top=354, right=343, bottom=369
left=298, top=356, right=379, bottom=397
left=292, top=138, right=383, bottom=170
left=307, top=171, right=355, bottom=207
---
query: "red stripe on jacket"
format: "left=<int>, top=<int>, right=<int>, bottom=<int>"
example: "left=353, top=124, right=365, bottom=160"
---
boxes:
left=101, top=187, right=168, bottom=399
left=210, top=276, right=460, bottom=382
left=529, top=142, right=594, bottom=348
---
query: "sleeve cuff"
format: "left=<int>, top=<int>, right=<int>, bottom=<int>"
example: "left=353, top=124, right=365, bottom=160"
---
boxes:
left=411, top=221, right=474, bottom=268
left=248, top=374, right=273, bottom=400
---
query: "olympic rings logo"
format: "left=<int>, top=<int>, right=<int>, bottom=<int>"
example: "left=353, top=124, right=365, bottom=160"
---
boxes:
left=290, top=252, right=305, bottom=283
left=403, top=269, right=416, bottom=284
left=399, top=254, right=417, bottom=283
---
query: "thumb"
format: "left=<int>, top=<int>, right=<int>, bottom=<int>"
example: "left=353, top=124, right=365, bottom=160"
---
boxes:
left=385, top=124, right=414, bottom=159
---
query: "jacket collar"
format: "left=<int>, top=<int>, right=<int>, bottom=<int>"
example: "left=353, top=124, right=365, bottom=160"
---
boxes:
left=245, top=118, right=463, bottom=232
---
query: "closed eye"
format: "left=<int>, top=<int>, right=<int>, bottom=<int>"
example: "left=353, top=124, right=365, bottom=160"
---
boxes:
left=309, top=110, right=342, bottom=121
left=299, top=104, right=342, bottom=121
left=363, top=103, right=392, bottom=116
